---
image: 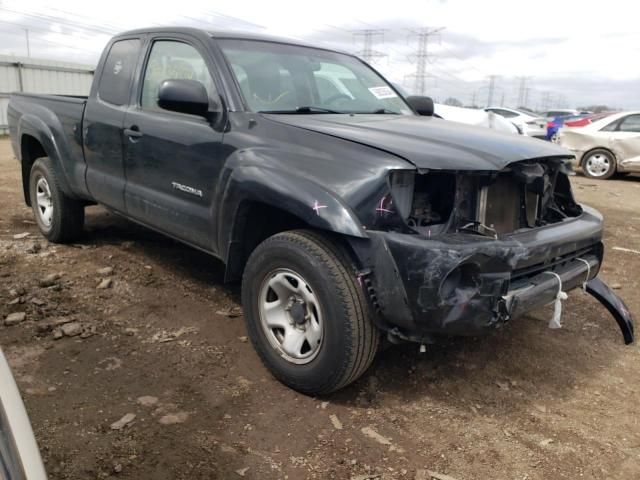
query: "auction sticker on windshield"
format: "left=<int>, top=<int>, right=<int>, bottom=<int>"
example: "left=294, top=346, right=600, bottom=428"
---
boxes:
left=368, top=86, right=398, bottom=99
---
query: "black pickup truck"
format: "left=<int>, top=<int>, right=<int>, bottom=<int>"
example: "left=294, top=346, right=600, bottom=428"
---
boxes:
left=8, top=27, right=634, bottom=394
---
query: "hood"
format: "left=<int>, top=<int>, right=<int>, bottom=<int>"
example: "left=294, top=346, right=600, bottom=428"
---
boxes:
left=264, top=113, right=571, bottom=171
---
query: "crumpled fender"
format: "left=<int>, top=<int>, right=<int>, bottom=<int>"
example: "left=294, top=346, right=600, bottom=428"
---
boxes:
left=218, top=164, right=368, bottom=276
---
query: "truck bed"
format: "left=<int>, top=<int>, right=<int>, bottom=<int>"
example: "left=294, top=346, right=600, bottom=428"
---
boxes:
left=8, top=92, right=88, bottom=201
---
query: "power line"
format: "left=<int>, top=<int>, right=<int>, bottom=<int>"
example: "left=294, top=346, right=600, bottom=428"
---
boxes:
left=405, top=27, right=445, bottom=96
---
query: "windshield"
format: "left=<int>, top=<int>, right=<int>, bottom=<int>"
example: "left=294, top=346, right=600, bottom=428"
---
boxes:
left=217, top=39, right=413, bottom=115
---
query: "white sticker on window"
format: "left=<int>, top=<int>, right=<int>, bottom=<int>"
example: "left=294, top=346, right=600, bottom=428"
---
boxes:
left=368, top=86, right=397, bottom=99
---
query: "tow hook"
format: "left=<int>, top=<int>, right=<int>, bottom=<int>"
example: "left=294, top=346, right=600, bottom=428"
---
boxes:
left=586, top=278, right=635, bottom=345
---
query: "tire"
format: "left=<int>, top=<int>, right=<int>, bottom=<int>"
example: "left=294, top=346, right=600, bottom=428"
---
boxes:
left=582, top=148, right=616, bottom=179
left=29, top=157, right=85, bottom=243
left=241, top=230, right=379, bottom=395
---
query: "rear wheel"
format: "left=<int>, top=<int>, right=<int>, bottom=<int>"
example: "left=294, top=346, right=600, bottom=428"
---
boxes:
left=241, top=230, right=379, bottom=395
left=582, top=149, right=616, bottom=179
left=29, top=157, right=84, bottom=243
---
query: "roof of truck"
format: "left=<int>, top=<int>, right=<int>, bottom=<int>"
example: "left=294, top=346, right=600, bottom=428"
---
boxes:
left=114, top=27, right=351, bottom=56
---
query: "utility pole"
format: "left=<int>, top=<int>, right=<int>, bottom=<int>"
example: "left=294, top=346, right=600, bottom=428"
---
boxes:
left=405, top=26, right=445, bottom=96
left=352, top=29, right=387, bottom=64
left=471, top=91, right=477, bottom=108
left=24, top=28, right=31, bottom=58
left=486, top=75, right=498, bottom=106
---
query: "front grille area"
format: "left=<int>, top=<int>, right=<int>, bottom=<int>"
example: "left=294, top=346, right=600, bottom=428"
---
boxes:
left=511, top=244, right=601, bottom=283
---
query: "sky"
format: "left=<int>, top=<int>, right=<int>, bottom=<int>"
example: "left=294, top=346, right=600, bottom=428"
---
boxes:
left=1, top=0, right=639, bottom=110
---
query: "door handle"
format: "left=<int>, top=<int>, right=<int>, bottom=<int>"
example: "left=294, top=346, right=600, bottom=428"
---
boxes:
left=124, top=126, right=143, bottom=138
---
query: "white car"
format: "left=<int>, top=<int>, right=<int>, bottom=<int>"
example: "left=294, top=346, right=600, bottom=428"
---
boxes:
left=558, top=111, right=640, bottom=179
left=435, top=103, right=519, bottom=134
left=0, top=349, right=47, bottom=479
left=484, top=107, right=547, bottom=138
left=539, top=108, right=582, bottom=119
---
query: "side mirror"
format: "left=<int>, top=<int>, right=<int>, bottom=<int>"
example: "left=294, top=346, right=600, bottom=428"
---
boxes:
left=406, top=96, right=435, bottom=116
left=157, top=79, right=209, bottom=117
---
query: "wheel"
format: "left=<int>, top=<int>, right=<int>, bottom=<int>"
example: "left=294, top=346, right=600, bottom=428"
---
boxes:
left=582, top=149, right=616, bottom=179
left=29, top=157, right=84, bottom=243
left=241, top=230, right=379, bottom=395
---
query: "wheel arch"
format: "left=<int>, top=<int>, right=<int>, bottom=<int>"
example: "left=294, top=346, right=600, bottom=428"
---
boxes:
left=223, top=199, right=366, bottom=283
left=17, top=114, right=75, bottom=206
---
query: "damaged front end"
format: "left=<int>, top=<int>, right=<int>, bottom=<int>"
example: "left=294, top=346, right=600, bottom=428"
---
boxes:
left=349, top=157, right=634, bottom=344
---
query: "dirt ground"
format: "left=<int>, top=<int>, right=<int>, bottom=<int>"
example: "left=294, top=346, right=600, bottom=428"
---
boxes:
left=1, top=137, right=640, bottom=480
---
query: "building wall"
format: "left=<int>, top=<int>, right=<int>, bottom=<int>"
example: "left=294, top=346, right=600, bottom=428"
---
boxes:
left=0, top=55, right=94, bottom=134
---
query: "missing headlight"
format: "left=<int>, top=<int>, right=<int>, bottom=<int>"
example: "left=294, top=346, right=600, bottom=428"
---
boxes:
left=389, top=171, right=456, bottom=235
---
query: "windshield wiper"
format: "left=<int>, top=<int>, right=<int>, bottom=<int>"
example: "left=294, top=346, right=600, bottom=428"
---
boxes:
left=259, top=106, right=342, bottom=114
left=370, top=108, right=400, bottom=114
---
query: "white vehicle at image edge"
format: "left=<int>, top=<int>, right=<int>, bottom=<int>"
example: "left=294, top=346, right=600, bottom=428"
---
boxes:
left=434, top=103, right=519, bottom=134
left=0, top=349, right=47, bottom=480
left=558, top=111, right=640, bottom=179
left=484, top=107, right=547, bottom=138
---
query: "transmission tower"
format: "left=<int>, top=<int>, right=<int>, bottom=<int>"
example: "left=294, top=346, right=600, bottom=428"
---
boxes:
left=352, top=29, right=387, bottom=63
left=486, top=75, right=498, bottom=106
left=516, top=76, right=532, bottom=107
left=405, top=27, right=445, bottom=96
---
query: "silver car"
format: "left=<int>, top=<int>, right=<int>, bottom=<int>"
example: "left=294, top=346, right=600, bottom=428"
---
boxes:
left=0, top=349, right=47, bottom=480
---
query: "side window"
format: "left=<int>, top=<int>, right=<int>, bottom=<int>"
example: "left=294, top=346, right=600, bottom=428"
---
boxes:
left=141, top=40, right=217, bottom=110
left=618, top=114, right=640, bottom=133
left=600, top=118, right=620, bottom=132
left=97, top=39, right=141, bottom=106
left=494, top=109, right=517, bottom=118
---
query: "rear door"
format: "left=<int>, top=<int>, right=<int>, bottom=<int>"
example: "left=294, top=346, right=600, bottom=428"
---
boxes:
left=122, top=34, right=228, bottom=251
left=83, top=37, right=142, bottom=212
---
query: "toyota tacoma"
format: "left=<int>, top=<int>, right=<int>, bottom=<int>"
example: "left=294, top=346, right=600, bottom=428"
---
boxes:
left=7, top=27, right=634, bottom=394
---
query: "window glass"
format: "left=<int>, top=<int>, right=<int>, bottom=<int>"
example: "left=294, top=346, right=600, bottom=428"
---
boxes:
left=497, top=109, right=518, bottom=118
left=98, top=39, right=141, bottom=106
left=218, top=39, right=413, bottom=115
left=141, top=41, right=217, bottom=110
left=600, top=118, right=620, bottom=132
left=618, top=114, right=640, bottom=133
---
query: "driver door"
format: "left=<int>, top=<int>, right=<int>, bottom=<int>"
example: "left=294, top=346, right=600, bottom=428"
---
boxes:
left=123, top=36, right=228, bottom=251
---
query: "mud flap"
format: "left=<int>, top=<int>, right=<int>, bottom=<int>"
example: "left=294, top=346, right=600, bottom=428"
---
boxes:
left=586, top=277, right=635, bottom=345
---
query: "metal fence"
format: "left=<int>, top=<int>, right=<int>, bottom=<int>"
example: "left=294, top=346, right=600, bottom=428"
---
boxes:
left=0, top=54, right=94, bottom=134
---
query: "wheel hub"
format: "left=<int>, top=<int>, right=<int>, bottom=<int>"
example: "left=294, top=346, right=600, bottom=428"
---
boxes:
left=287, top=298, right=307, bottom=326
left=35, top=176, right=53, bottom=227
left=586, top=153, right=611, bottom=177
left=258, top=269, right=323, bottom=365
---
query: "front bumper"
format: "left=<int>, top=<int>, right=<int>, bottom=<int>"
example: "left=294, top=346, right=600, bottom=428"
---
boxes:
left=351, top=206, right=610, bottom=338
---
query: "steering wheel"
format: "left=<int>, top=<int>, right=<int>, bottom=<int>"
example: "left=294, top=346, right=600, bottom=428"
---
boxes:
left=323, top=93, right=352, bottom=105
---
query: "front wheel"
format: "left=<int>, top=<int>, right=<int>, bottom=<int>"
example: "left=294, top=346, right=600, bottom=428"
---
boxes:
left=241, top=230, right=379, bottom=395
left=582, top=149, right=616, bottom=179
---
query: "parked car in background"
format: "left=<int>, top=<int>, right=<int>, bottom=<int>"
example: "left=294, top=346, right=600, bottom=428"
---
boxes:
left=434, top=103, right=519, bottom=134
left=546, top=113, right=590, bottom=142
left=391, top=87, right=519, bottom=135
left=0, top=349, right=47, bottom=480
left=484, top=107, right=546, bottom=138
left=548, top=112, right=615, bottom=142
left=558, top=111, right=640, bottom=179
left=539, top=108, right=581, bottom=119
left=563, top=112, right=614, bottom=128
